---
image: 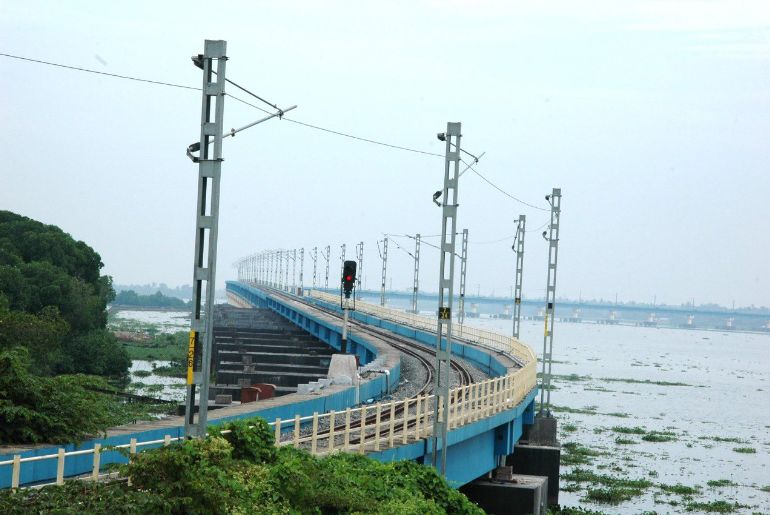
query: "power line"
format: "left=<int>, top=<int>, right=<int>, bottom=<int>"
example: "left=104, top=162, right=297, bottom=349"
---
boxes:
left=0, top=51, right=271, bottom=116
left=390, top=239, right=415, bottom=259
left=1, top=50, right=555, bottom=213
left=281, top=117, right=443, bottom=158
left=2, top=51, right=443, bottom=159
left=461, top=159, right=550, bottom=212
left=0, top=52, right=200, bottom=90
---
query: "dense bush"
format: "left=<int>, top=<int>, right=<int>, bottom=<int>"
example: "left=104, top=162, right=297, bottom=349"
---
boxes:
left=0, top=348, right=150, bottom=444
left=0, top=416, right=484, bottom=514
left=0, top=211, right=140, bottom=444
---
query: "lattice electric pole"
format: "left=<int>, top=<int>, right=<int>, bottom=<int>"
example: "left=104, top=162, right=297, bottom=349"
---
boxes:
left=457, top=229, right=468, bottom=326
left=355, top=241, right=364, bottom=300
left=283, top=250, right=289, bottom=292
left=379, top=238, right=388, bottom=306
left=299, top=248, right=304, bottom=295
left=311, top=247, right=318, bottom=289
left=266, top=252, right=271, bottom=287
left=539, top=189, right=561, bottom=415
left=339, top=243, right=346, bottom=280
left=323, top=245, right=330, bottom=289
left=432, top=122, right=462, bottom=475
left=276, top=250, right=283, bottom=290
left=292, top=249, right=297, bottom=293
left=411, top=234, right=421, bottom=314
left=512, top=215, right=526, bottom=339
left=183, top=40, right=227, bottom=439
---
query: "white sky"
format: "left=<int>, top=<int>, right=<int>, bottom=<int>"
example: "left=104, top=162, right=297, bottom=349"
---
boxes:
left=1, top=1, right=768, bottom=307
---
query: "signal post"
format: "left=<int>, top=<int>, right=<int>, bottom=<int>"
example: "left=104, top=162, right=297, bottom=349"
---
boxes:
left=340, top=260, right=357, bottom=353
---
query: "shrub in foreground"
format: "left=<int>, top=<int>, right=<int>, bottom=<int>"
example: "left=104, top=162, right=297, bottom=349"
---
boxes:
left=0, top=416, right=483, bottom=514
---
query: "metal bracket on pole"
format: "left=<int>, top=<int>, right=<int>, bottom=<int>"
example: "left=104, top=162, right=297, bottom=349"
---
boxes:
left=432, top=121, right=462, bottom=475
left=184, top=39, right=227, bottom=439
left=512, top=215, right=526, bottom=339
left=539, top=189, right=561, bottom=416
left=457, top=229, right=468, bottom=326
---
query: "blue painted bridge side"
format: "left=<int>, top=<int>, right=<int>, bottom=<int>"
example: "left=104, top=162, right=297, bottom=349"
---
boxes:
left=0, top=283, right=536, bottom=489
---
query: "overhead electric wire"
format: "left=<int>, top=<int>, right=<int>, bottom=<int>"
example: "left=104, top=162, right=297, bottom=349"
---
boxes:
left=3, top=51, right=553, bottom=211
left=280, top=117, right=443, bottom=158
left=0, top=52, right=200, bottom=90
left=390, top=239, right=415, bottom=259
left=460, top=159, right=550, bottom=212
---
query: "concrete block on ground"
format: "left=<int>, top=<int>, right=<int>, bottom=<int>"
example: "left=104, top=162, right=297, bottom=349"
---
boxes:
left=297, top=384, right=312, bottom=395
left=215, top=394, right=232, bottom=405
left=460, top=475, right=548, bottom=515
left=328, top=354, right=359, bottom=385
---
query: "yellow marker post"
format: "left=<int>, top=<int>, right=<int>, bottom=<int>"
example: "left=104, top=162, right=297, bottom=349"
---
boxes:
left=187, top=331, right=196, bottom=385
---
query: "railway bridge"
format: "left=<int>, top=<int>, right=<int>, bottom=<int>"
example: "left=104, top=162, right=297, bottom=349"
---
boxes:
left=1, top=280, right=555, bottom=510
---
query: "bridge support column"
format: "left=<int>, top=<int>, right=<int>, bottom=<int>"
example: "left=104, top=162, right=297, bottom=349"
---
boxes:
left=460, top=475, right=549, bottom=515
left=505, top=414, right=561, bottom=506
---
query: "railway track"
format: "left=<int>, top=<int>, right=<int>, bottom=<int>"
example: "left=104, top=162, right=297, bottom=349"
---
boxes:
left=265, top=287, right=479, bottom=446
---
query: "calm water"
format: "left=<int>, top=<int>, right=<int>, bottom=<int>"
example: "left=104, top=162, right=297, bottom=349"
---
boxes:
left=468, top=317, right=770, bottom=514
left=112, top=310, right=190, bottom=333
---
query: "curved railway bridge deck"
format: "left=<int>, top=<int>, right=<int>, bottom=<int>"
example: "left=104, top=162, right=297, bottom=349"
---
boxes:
left=0, top=281, right=538, bottom=489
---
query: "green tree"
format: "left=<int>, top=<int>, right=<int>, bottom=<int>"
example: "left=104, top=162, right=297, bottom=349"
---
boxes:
left=0, top=347, right=149, bottom=444
left=0, top=305, right=69, bottom=375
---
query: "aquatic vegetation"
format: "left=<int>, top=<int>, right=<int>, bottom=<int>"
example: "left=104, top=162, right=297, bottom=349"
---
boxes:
left=699, top=436, right=749, bottom=444
left=583, top=486, right=645, bottom=504
left=562, top=468, right=653, bottom=490
left=658, top=483, right=700, bottom=495
left=732, top=447, right=756, bottom=454
left=612, top=426, right=646, bottom=435
left=684, top=500, right=749, bottom=513
left=561, top=442, right=604, bottom=465
left=614, top=437, right=638, bottom=445
left=562, top=423, right=578, bottom=433
left=642, top=431, right=677, bottom=442
left=552, top=405, right=599, bottom=415
left=601, top=377, right=692, bottom=387
left=707, top=479, right=736, bottom=488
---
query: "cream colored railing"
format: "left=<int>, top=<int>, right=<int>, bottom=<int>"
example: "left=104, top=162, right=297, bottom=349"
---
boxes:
left=0, top=364, right=536, bottom=490
left=308, top=290, right=537, bottom=365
